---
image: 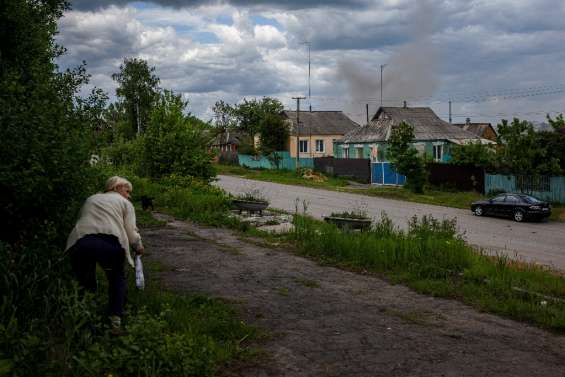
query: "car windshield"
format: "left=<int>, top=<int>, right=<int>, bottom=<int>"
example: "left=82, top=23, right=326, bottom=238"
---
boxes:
left=521, top=195, right=542, bottom=204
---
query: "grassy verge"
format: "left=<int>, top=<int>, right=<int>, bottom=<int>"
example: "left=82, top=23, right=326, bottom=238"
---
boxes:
left=289, top=212, right=565, bottom=331
left=72, top=260, right=258, bottom=376
left=215, top=164, right=349, bottom=190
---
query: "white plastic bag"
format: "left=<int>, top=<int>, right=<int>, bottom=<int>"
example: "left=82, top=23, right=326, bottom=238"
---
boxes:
left=135, top=255, right=145, bottom=290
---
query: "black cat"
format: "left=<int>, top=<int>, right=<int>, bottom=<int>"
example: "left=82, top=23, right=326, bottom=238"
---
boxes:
left=140, top=195, right=154, bottom=211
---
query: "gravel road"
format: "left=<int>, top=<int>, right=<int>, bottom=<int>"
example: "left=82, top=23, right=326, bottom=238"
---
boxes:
left=143, top=215, right=565, bottom=377
left=215, top=175, right=565, bottom=270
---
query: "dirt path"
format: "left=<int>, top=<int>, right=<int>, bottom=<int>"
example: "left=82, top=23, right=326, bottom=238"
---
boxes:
left=142, top=214, right=565, bottom=377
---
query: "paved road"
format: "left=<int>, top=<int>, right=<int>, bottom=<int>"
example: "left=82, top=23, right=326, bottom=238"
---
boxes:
left=215, top=175, right=565, bottom=269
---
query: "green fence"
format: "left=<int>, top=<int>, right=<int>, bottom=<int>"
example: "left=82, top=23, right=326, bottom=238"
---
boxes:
left=238, top=152, right=314, bottom=170
left=485, top=174, right=565, bottom=203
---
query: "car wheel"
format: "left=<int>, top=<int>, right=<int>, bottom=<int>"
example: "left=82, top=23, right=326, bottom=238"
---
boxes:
left=474, top=206, right=483, bottom=216
left=513, top=209, right=524, bottom=222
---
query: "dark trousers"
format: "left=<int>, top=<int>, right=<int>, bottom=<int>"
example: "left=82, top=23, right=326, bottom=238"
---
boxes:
left=70, top=234, right=126, bottom=317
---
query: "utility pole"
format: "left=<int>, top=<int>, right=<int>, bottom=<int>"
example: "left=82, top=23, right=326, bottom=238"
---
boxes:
left=302, top=42, right=312, bottom=112
left=380, top=64, right=387, bottom=107
left=292, top=96, right=306, bottom=170
left=449, top=100, right=452, bottom=124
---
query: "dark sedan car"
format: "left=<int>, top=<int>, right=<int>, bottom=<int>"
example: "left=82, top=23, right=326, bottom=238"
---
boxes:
left=471, top=193, right=551, bottom=222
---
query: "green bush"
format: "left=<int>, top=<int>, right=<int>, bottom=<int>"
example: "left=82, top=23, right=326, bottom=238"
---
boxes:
left=139, top=91, right=215, bottom=181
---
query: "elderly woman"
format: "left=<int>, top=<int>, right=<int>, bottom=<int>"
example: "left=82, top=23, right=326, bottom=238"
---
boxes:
left=66, top=176, right=144, bottom=331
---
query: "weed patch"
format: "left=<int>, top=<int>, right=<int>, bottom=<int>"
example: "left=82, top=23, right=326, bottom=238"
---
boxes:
left=291, top=213, right=565, bottom=331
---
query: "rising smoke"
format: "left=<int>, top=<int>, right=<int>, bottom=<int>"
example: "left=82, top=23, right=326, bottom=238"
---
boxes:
left=337, top=0, right=439, bottom=122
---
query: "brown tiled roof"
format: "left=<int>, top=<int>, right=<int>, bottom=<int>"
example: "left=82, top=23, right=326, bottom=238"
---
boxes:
left=453, top=122, right=496, bottom=138
left=342, top=107, right=480, bottom=143
left=282, top=110, right=360, bottom=136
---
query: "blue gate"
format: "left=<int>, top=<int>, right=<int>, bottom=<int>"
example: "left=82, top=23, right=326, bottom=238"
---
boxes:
left=371, top=162, right=406, bottom=185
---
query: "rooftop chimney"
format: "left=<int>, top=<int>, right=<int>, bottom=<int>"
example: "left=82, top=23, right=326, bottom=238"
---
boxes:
left=403, top=100, right=407, bottom=108
left=466, top=117, right=471, bottom=125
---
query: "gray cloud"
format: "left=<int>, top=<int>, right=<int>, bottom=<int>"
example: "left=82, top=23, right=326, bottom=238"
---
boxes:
left=70, top=0, right=370, bottom=11
left=57, top=0, right=565, bottom=125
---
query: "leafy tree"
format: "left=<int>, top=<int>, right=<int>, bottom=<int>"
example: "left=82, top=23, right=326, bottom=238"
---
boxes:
left=258, top=112, right=289, bottom=169
left=112, top=57, right=160, bottom=138
left=449, top=142, right=495, bottom=168
left=496, top=118, right=561, bottom=175
left=235, top=97, right=284, bottom=136
left=259, top=112, right=289, bottom=153
left=212, top=100, right=237, bottom=131
left=538, top=114, right=565, bottom=172
left=140, top=90, right=215, bottom=180
left=387, top=122, right=427, bottom=193
left=547, top=113, right=565, bottom=132
left=0, top=0, right=94, bottom=244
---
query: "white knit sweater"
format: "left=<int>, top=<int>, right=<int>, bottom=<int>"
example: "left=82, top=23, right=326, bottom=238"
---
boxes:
left=66, top=191, right=143, bottom=267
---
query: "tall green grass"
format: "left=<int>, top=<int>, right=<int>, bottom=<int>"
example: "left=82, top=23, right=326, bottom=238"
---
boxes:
left=73, top=261, right=258, bottom=377
left=292, top=213, right=565, bottom=330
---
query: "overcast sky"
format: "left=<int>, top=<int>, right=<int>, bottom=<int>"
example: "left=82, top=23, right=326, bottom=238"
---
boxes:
left=56, top=0, right=565, bottom=126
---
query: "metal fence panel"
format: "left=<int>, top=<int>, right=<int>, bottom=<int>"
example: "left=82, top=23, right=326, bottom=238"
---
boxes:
left=485, top=174, right=565, bottom=203
left=238, top=153, right=313, bottom=170
left=314, top=157, right=371, bottom=183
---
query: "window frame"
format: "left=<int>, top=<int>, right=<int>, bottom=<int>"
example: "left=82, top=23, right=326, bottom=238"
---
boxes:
left=315, top=139, right=324, bottom=153
left=299, top=139, right=309, bottom=153
left=433, top=144, right=443, bottom=162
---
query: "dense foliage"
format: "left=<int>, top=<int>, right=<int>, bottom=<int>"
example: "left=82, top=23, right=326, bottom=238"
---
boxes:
left=0, top=1, right=232, bottom=375
left=495, top=118, right=562, bottom=175
left=212, top=97, right=286, bottom=155
left=387, top=122, right=427, bottom=193
left=0, top=0, right=103, bottom=374
left=139, top=91, right=215, bottom=181
left=449, top=142, right=496, bottom=168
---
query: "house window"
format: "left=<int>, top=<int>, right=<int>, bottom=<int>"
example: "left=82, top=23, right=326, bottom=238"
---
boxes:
left=299, top=140, right=308, bottom=153
left=315, top=140, right=324, bottom=153
left=343, top=147, right=349, bottom=159
left=433, top=144, right=443, bottom=162
left=370, top=145, right=379, bottom=162
left=356, top=147, right=364, bottom=159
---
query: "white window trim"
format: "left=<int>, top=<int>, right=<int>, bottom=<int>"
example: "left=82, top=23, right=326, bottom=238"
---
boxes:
left=299, top=139, right=309, bottom=153
left=356, top=146, right=364, bottom=158
left=315, top=139, right=325, bottom=153
left=343, top=147, right=350, bottom=158
left=433, top=143, right=443, bottom=162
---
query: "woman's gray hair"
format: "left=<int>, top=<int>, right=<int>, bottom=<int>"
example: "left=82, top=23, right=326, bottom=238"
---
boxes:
left=104, top=176, right=133, bottom=192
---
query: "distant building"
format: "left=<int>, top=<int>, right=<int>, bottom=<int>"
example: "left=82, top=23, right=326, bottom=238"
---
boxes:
left=281, top=110, right=360, bottom=158
left=210, top=130, right=244, bottom=152
left=335, top=106, right=484, bottom=163
left=453, top=118, right=497, bottom=142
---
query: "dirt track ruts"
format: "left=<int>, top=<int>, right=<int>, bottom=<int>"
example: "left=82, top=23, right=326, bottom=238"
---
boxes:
left=142, top=214, right=565, bottom=377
